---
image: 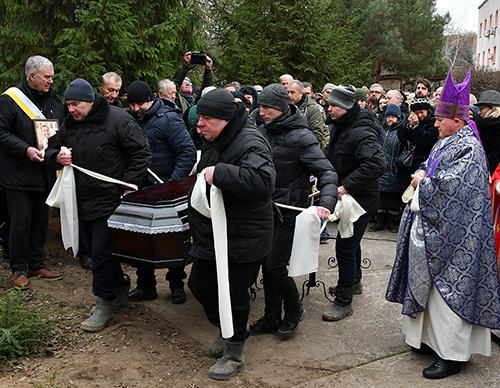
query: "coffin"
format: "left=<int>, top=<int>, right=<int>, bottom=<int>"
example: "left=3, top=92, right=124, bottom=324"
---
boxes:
left=108, top=175, right=196, bottom=269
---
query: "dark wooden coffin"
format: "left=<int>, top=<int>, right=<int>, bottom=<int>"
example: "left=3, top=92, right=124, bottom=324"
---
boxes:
left=108, top=175, right=196, bottom=269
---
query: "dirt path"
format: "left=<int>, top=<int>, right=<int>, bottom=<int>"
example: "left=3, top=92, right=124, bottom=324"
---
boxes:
left=0, top=214, right=265, bottom=388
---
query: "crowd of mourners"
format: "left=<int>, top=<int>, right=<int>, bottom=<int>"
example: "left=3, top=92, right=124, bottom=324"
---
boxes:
left=1, top=52, right=500, bottom=381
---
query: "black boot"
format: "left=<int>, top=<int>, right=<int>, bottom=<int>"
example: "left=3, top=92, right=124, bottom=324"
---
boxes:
left=368, top=212, right=386, bottom=232
left=386, top=212, right=399, bottom=233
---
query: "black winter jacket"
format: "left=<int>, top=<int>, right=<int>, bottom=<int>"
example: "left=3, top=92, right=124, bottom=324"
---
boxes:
left=476, top=115, right=500, bottom=175
left=129, top=98, right=196, bottom=185
left=325, top=104, right=385, bottom=215
left=259, top=104, right=337, bottom=213
left=188, top=105, right=276, bottom=263
left=45, top=94, right=152, bottom=221
left=397, top=109, right=438, bottom=182
left=0, top=78, right=64, bottom=191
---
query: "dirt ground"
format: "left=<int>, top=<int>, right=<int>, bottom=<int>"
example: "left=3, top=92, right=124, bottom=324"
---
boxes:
left=0, top=213, right=266, bottom=388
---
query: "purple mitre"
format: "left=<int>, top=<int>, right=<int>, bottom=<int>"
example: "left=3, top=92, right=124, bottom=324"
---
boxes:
left=435, top=67, right=471, bottom=120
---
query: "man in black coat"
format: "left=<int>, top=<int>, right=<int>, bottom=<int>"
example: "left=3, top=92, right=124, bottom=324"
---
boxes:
left=249, top=83, right=337, bottom=337
left=45, top=79, right=152, bottom=332
left=323, top=84, right=385, bottom=321
left=187, top=89, right=275, bottom=381
left=126, top=80, right=197, bottom=304
left=0, top=55, right=64, bottom=287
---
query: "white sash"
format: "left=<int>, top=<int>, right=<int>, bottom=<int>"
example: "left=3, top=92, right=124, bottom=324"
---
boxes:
left=2, top=87, right=46, bottom=119
left=190, top=169, right=234, bottom=339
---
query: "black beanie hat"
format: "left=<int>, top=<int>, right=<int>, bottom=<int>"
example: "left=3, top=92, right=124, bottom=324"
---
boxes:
left=410, top=98, right=431, bottom=112
left=196, top=88, right=238, bottom=120
left=127, top=80, right=154, bottom=103
left=65, top=78, right=95, bottom=102
left=258, top=84, right=289, bottom=112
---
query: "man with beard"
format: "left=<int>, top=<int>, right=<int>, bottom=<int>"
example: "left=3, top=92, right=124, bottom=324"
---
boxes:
left=415, top=77, right=431, bottom=100
left=368, top=83, right=384, bottom=117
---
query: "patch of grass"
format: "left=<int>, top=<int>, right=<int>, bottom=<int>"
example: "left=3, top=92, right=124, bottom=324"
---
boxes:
left=0, top=288, right=54, bottom=362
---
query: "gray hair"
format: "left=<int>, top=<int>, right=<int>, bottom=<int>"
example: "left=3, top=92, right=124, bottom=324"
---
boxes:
left=280, top=74, right=293, bottom=83
left=102, top=72, right=122, bottom=86
left=25, top=55, right=53, bottom=78
left=288, top=80, right=303, bottom=91
left=157, top=79, right=175, bottom=94
left=370, top=83, right=384, bottom=93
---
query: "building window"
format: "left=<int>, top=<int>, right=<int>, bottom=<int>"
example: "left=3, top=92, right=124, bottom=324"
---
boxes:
left=478, top=53, right=481, bottom=65
left=483, top=51, right=486, bottom=66
left=485, top=19, right=488, bottom=34
left=496, top=10, right=499, bottom=27
left=490, top=15, right=493, bottom=29
left=494, top=47, right=497, bottom=65
left=480, top=23, right=483, bottom=37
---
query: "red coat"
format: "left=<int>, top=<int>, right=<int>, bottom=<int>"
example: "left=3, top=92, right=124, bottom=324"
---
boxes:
left=491, top=162, right=500, bottom=270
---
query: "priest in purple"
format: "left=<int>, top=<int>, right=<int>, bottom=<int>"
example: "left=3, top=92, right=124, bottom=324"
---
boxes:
left=386, top=68, right=500, bottom=379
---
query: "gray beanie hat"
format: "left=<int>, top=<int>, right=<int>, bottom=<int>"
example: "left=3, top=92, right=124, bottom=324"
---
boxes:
left=327, top=84, right=356, bottom=110
left=322, top=83, right=336, bottom=93
left=258, top=83, right=289, bottom=112
left=475, top=90, right=500, bottom=107
left=64, top=78, right=95, bottom=102
left=197, top=88, right=238, bottom=120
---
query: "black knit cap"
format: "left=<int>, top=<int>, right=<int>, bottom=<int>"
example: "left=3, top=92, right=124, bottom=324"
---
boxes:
left=410, top=98, right=431, bottom=112
left=196, top=88, right=238, bottom=120
left=65, top=78, right=95, bottom=102
left=127, top=80, right=154, bottom=103
left=258, top=83, right=289, bottom=112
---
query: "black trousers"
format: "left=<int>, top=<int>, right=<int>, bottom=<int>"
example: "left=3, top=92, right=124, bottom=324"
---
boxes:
left=135, top=266, right=187, bottom=293
left=188, top=258, right=260, bottom=342
left=262, top=213, right=301, bottom=321
left=80, top=216, right=127, bottom=300
left=335, top=213, right=371, bottom=290
left=0, top=188, right=11, bottom=260
left=6, top=189, right=49, bottom=272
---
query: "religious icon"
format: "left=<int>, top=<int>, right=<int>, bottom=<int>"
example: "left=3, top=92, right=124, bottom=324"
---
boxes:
left=33, top=119, right=59, bottom=152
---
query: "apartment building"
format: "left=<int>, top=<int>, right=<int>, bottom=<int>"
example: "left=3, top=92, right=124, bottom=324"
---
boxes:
left=477, top=0, right=500, bottom=69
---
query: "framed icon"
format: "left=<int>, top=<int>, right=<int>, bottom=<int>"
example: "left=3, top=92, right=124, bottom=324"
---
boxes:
left=33, top=119, right=59, bottom=151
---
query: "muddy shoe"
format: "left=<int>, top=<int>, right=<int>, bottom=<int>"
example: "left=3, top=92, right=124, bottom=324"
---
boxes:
left=82, top=296, right=114, bottom=332
left=322, top=303, right=353, bottom=321
left=208, top=340, right=245, bottom=380
left=209, top=333, right=224, bottom=358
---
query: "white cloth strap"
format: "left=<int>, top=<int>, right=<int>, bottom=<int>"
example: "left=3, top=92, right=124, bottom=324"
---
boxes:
left=71, top=163, right=138, bottom=191
left=3, top=87, right=46, bottom=119
left=190, top=169, right=234, bottom=339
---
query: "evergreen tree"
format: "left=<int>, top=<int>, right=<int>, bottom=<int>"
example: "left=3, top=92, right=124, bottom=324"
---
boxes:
left=0, top=0, right=206, bottom=93
left=209, top=0, right=372, bottom=88
left=363, top=0, right=450, bottom=81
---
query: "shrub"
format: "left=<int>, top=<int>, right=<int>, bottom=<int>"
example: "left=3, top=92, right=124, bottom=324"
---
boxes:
left=0, top=288, right=53, bottom=362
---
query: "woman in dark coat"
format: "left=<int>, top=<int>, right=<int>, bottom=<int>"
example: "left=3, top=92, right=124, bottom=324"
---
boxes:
left=369, top=104, right=408, bottom=233
left=397, top=98, right=439, bottom=187
left=474, top=90, right=500, bottom=175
